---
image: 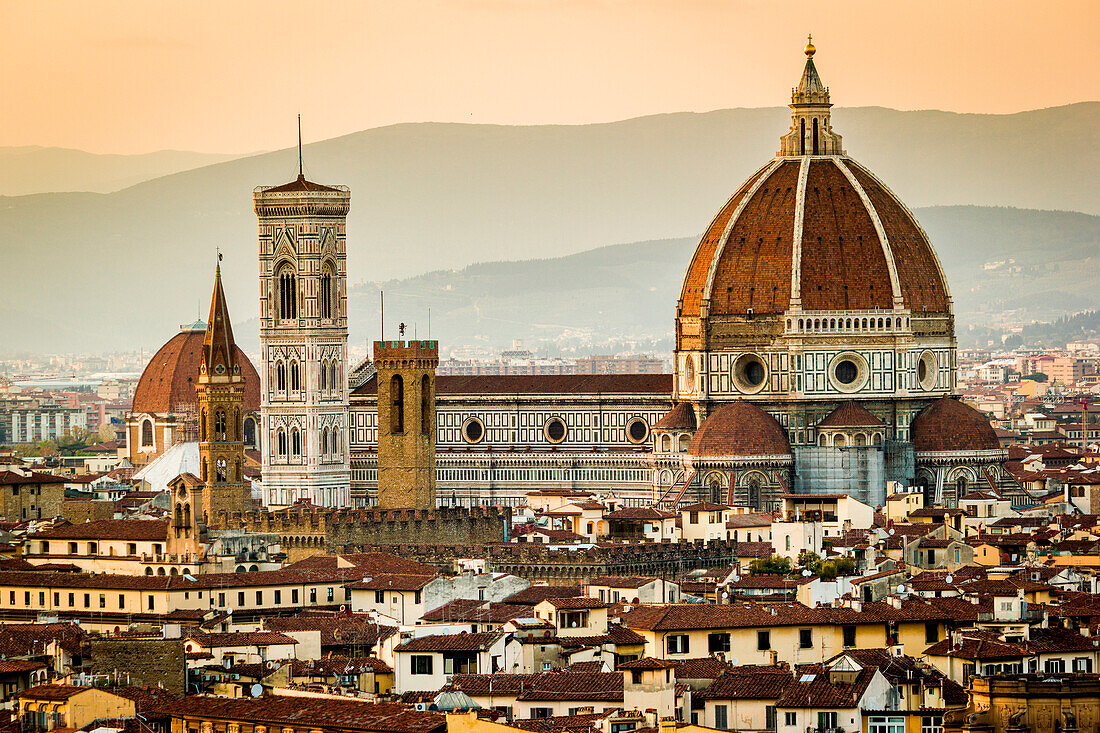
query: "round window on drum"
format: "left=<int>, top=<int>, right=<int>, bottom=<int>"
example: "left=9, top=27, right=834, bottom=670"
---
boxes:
left=462, top=417, right=484, bottom=444
left=544, top=417, right=567, bottom=444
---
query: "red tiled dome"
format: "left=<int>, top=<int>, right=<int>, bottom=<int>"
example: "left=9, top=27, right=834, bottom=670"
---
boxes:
left=132, top=326, right=260, bottom=414
left=688, top=402, right=791, bottom=457
left=654, top=402, right=697, bottom=431
left=679, top=157, right=949, bottom=320
left=817, top=401, right=885, bottom=428
left=910, top=397, right=1001, bottom=453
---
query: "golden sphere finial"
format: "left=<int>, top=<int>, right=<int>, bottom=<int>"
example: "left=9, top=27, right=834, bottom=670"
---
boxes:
left=805, top=33, right=815, bottom=58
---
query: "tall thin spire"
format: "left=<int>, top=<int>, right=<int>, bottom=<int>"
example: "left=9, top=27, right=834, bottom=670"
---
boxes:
left=201, top=258, right=240, bottom=382
left=777, top=35, right=844, bottom=157
left=297, top=114, right=304, bottom=180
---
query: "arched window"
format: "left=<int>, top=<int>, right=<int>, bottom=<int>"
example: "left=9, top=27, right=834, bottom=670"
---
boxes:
left=174, top=503, right=183, bottom=527
left=661, top=435, right=672, bottom=452
left=215, top=458, right=227, bottom=483
left=276, top=361, right=287, bottom=392
left=141, top=419, right=154, bottom=448
left=391, top=375, right=404, bottom=433
left=800, top=118, right=806, bottom=155
left=812, top=117, right=820, bottom=155
left=333, top=428, right=340, bottom=458
left=955, top=476, right=968, bottom=496
left=234, top=458, right=241, bottom=482
left=289, top=361, right=300, bottom=392
left=320, top=360, right=328, bottom=392
left=277, top=264, right=297, bottom=320
left=277, top=429, right=287, bottom=457
left=199, top=410, right=207, bottom=442
left=291, top=428, right=301, bottom=457
left=214, top=410, right=226, bottom=441
left=320, top=427, right=329, bottom=460
left=235, top=410, right=241, bottom=441
left=330, top=362, right=338, bottom=394
left=184, top=504, right=191, bottom=527
left=319, top=264, right=335, bottom=320
left=420, top=375, right=431, bottom=435
left=201, top=460, right=207, bottom=482
left=677, top=434, right=690, bottom=452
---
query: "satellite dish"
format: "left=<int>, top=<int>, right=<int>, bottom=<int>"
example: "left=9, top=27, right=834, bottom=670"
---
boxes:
left=227, top=608, right=233, bottom=615
left=888, top=529, right=895, bottom=536
left=896, top=584, right=906, bottom=594
left=945, top=574, right=954, bottom=584
left=721, top=592, right=729, bottom=599
left=250, top=684, right=263, bottom=698
left=802, top=570, right=812, bottom=577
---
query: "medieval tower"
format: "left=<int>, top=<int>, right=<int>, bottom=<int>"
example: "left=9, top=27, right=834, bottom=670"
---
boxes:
left=254, top=165, right=352, bottom=508
left=374, top=340, right=438, bottom=510
left=195, top=262, right=251, bottom=525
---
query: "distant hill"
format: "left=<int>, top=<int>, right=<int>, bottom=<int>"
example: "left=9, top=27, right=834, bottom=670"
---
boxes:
left=323, top=206, right=1099, bottom=359
left=0, top=147, right=243, bottom=196
left=1, top=103, right=1097, bottom=353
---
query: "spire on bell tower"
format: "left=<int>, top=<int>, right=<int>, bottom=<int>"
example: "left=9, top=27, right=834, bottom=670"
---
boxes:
left=200, top=257, right=240, bottom=383
left=778, top=35, right=844, bottom=157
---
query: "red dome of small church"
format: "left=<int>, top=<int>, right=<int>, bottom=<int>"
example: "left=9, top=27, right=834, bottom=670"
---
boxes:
left=910, top=397, right=1001, bottom=453
left=132, top=323, right=260, bottom=414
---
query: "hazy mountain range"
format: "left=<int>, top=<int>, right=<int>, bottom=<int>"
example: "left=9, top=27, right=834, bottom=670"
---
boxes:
left=0, top=146, right=242, bottom=196
left=1, top=102, right=1097, bottom=354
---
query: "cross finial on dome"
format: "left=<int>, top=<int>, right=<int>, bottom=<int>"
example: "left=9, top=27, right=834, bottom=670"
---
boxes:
left=805, top=33, right=815, bottom=58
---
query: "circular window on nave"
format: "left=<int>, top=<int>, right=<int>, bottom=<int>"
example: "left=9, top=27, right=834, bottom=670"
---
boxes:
left=627, top=418, right=649, bottom=444
left=917, top=350, right=938, bottom=391
left=733, top=353, right=768, bottom=394
left=462, top=417, right=484, bottom=444
left=544, top=417, right=567, bottom=444
left=830, top=352, right=868, bottom=393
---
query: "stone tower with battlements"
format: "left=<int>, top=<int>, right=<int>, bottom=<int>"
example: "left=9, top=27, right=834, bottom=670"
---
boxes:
left=254, top=170, right=352, bottom=508
left=196, top=263, right=251, bottom=525
left=374, top=340, right=438, bottom=510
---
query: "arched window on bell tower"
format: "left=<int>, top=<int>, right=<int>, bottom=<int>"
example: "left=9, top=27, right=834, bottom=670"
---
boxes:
left=276, top=263, right=297, bottom=320
left=215, top=410, right=226, bottom=441
left=319, top=263, right=335, bottom=320
left=420, top=375, right=431, bottom=435
left=391, top=375, right=404, bottom=433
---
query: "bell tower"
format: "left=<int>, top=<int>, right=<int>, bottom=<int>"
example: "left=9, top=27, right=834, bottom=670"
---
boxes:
left=374, top=339, right=438, bottom=510
left=254, top=146, right=352, bottom=508
left=195, top=261, right=251, bottom=526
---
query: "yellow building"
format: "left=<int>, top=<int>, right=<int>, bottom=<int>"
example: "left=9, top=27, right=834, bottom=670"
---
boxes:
left=16, top=684, right=136, bottom=732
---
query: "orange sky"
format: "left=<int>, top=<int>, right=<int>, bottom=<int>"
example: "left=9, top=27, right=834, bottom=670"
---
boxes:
left=2, top=0, right=1096, bottom=154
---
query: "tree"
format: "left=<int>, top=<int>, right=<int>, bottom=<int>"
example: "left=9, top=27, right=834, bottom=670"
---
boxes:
left=749, top=556, right=792, bottom=576
left=1022, top=372, right=1048, bottom=383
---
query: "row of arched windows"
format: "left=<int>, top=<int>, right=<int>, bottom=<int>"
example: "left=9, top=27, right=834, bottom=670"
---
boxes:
left=275, top=262, right=338, bottom=322
left=388, top=375, right=431, bottom=435
left=788, top=315, right=907, bottom=334
left=319, top=426, right=343, bottom=462
left=274, top=426, right=342, bottom=462
left=274, top=359, right=301, bottom=394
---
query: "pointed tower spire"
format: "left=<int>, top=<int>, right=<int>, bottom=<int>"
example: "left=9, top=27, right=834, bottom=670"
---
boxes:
left=778, top=35, right=844, bottom=156
left=200, top=258, right=240, bottom=383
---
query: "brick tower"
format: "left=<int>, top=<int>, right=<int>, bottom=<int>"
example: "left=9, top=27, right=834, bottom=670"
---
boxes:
left=254, top=160, right=352, bottom=508
left=196, top=261, right=251, bottom=526
left=374, top=340, right=438, bottom=510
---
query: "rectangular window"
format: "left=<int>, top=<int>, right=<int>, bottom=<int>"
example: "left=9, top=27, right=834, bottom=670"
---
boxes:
left=53, top=592, right=59, bottom=606
left=1075, top=657, right=1093, bottom=673
left=83, top=593, right=90, bottom=608
left=869, top=716, right=904, bottom=733
left=799, top=628, right=812, bottom=649
left=292, top=589, right=299, bottom=604
left=68, top=593, right=74, bottom=607
left=843, top=625, right=856, bottom=647
left=714, top=705, right=728, bottom=730
left=147, top=595, right=154, bottom=610
left=23, top=591, right=29, bottom=606
left=274, top=590, right=282, bottom=605
left=7, top=591, right=12, bottom=605
left=375, top=590, right=385, bottom=604
left=925, top=622, right=939, bottom=643
left=99, top=594, right=105, bottom=609
left=310, top=588, right=317, bottom=604
left=218, top=592, right=225, bottom=607
left=410, top=655, right=433, bottom=675
left=708, top=633, right=730, bottom=653
left=690, top=512, right=699, bottom=525
left=818, top=712, right=839, bottom=732
left=531, top=709, right=553, bottom=720
left=256, top=591, right=263, bottom=605
left=118, top=594, right=125, bottom=609
left=1045, top=659, right=1066, bottom=673
left=414, top=590, right=422, bottom=604
left=921, top=715, right=943, bottom=733
left=327, top=587, right=334, bottom=603
left=36, top=592, right=43, bottom=606
left=238, top=591, right=245, bottom=607
left=757, top=630, right=771, bottom=651
left=766, top=706, right=777, bottom=731
left=785, top=713, right=797, bottom=727
left=666, top=634, right=689, bottom=655
left=345, top=587, right=351, bottom=601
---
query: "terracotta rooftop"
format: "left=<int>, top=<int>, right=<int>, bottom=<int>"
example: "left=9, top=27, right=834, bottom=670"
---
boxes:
left=911, top=397, right=1001, bottom=453
left=162, top=696, right=444, bottom=733
left=817, top=401, right=885, bottom=428
left=654, top=403, right=697, bottom=431
left=34, top=519, right=168, bottom=541
left=687, top=402, right=791, bottom=457
left=354, top=374, right=671, bottom=397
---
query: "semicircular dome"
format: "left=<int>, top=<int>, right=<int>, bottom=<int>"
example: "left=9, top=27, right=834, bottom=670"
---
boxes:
left=132, top=325, right=260, bottom=414
left=910, top=397, right=1001, bottom=453
left=688, top=401, right=791, bottom=457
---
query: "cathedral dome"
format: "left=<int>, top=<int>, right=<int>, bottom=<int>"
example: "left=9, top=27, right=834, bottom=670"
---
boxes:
left=132, top=323, right=260, bottom=414
left=910, top=397, right=1001, bottom=453
left=688, top=401, right=791, bottom=457
left=677, top=44, right=950, bottom=328
left=678, top=156, right=950, bottom=321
